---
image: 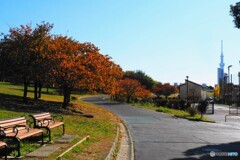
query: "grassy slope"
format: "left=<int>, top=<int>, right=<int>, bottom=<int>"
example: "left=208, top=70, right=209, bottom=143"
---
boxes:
left=0, top=82, right=118, bottom=159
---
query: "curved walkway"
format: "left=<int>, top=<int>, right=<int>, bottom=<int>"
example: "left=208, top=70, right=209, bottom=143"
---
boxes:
left=83, top=95, right=240, bottom=160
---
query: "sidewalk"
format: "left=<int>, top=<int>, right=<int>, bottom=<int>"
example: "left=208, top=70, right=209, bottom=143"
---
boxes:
left=205, top=104, right=240, bottom=128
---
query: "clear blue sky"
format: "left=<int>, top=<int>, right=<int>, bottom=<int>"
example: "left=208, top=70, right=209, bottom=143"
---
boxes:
left=1, top=0, right=240, bottom=86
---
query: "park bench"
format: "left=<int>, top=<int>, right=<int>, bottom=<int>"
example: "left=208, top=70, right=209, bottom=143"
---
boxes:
left=29, top=112, right=65, bottom=142
left=0, top=141, right=7, bottom=160
left=0, top=117, right=44, bottom=157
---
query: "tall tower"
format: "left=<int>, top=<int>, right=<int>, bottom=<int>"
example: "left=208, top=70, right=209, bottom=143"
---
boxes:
left=217, top=40, right=225, bottom=85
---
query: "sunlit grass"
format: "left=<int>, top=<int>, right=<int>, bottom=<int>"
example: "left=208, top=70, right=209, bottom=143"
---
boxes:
left=0, top=82, right=117, bottom=159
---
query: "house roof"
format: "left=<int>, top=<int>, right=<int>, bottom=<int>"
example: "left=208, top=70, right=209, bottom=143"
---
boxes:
left=179, top=80, right=207, bottom=89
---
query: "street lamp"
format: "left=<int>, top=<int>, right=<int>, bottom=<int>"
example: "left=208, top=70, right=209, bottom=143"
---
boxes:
left=228, top=65, right=233, bottom=84
left=186, top=76, right=189, bottom=101
left=238, top=71, right=240, bottom=112
left=228, top=65, right=233, bottom=105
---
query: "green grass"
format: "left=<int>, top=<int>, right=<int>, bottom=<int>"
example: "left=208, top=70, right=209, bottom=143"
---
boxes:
left=131, top=102, right=215, bottom=123
left=131, top=102, right=158, bottom=110
left=0, top=82, right=117, bottom=159
left=156, top=107, right=215, bottom=123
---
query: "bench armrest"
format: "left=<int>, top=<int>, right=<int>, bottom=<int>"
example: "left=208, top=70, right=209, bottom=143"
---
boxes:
left=43, top=118, right=52, bottom=126
left=0, top=126, right=18, bottom=137
left=15, top=125, right=30, bottom=132
left=12, top=126, right=19, bottom=137
left=0, top=130, right=6, bottom=140
left=37, top=119, right=51, bottom=127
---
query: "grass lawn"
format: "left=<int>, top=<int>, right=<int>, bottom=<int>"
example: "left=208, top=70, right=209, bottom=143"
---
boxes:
left=131, top=102, right=215, bottom=123
left=0, top=82, right=118, bottom=159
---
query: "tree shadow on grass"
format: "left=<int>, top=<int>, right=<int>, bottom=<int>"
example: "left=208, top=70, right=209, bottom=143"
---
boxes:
left=0, top=93, right=94, bottom=118
left=0, top=93, right=64, bottom=114
left=9, top=87, right=60, bottom=96
left=170, top=141, right=240, bottom=160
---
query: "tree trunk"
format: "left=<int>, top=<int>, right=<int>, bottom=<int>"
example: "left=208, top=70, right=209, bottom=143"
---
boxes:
left=127, top=96, right=130, bottom=103
left=34, top=81, right=38, bottom=99
left=63, top=88, right=68, bottom=108
left=62, top=86, right=70, bottom=108
left=59, top=86, right=62, bottom=95
left=23, top=78, right=28, bottom=102
left=38, top=82, right=42, bottom=98
left=67, top=90, right=71, bottom=104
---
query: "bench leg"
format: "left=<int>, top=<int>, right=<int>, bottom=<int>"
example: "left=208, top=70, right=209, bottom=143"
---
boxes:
left=63, top=124, right=65, bottom=135
left=5, top=145, right=7, bottom=160
left=47, top=128, right=51, bottom=142
left=41, top=132, right=44, bottom=145
left=16, top=138, right=21, bottom=157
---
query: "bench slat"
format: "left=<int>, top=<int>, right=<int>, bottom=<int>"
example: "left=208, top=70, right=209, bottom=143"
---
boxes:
left=0, top=141, right=6, bottom=147
left=0, top=120, right=27, bottom=128
left=0, top=117, right=25, bottom=124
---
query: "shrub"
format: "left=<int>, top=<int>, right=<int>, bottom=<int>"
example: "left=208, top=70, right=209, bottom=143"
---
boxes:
left=153, top=99, right=168, bottom=107
left=179, top=100, right=186, bottom=110
left=197, top=100, right=208, bottom=119
left=166, top=99, right=179, bottom=109
left=186, top=107, right=197, bottom=117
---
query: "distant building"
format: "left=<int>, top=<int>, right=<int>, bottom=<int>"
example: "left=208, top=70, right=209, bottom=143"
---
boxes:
left=179, top=80, right=208, bottom=101
left=202, top=83, right=207, bottom=87
left=174, top=82, right=178, bottom=87
left=217, top=41, right=225, bottom=86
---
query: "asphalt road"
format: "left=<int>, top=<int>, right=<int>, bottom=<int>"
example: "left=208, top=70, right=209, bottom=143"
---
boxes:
left=83, top=95, right=240, bottom=160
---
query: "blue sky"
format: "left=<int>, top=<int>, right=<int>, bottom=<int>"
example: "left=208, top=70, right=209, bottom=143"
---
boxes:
left=1, top=0, right=240, bottom=86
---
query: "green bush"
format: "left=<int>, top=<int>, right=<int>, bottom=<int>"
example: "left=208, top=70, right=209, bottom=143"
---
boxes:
left=186, top=107, right=197, bottom=117
left=197, top=100, right=208, bottom=119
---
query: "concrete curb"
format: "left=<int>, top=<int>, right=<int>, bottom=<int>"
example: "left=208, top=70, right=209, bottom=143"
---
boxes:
left=105, top=121, right=135, bottom=160
left=122, top=122, right=135, bottom=160
left=105, top=124, right=120, bottom=160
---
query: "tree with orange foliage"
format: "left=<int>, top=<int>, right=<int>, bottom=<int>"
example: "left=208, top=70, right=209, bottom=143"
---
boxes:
left=0, top=24, right=33, bottom=102
left=152, top=82, right=163, bottom=98
left=0, top=22, right=123, bottom=108
left=49, top=36, right=84, bottom=108
left=117, top=78, right=151, bottom=103
left=153, top=83, right=178, bottom=98
left=0, top=22, right=54, bottom=101
left=50, top=39, right=123, bottom=108
left=30, top=22, right=53, bottom=99
left=135, top=86, right=152, bottom=102
left=78, top=46, right=122, bottom=94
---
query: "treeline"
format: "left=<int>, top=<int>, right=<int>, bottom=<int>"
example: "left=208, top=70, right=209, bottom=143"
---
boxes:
left=0, top=22, right=122, bottom=107
left=113, top=70, right=179, bottom=102
left=0, top=22, right=178, bottom=107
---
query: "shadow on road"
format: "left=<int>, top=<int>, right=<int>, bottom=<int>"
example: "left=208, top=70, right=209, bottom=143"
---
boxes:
left=170, top=141, right=240, bottom=160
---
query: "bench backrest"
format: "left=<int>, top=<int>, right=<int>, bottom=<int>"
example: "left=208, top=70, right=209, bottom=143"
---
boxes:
left=29, top=112, right=52, bottom=126
left=31, top=112, right=51, bottom=120
left=0, top=117, right=27, bottom=134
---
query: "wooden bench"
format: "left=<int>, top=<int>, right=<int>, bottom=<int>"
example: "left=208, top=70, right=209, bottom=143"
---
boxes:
left=0, top=141, right=7, bottom=160
left=29, top=112, right=65, bottom=142
left=0, top=117, right=44, bottom=157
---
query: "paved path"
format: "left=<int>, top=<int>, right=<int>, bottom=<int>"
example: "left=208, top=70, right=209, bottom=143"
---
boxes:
left=83, top=96, right=240, bottom=160
left=205, top=104, right=240, bottom=123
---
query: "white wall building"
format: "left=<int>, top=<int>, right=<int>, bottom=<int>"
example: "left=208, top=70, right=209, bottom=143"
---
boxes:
left=179, top=80, right=207, bottom=101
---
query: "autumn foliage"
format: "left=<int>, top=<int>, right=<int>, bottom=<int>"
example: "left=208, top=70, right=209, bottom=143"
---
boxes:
left=114, top=78, right=151, bottom=103
left=0, top=22, right=123, bottom=108
left=153, top=83, right=178, bottom=98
